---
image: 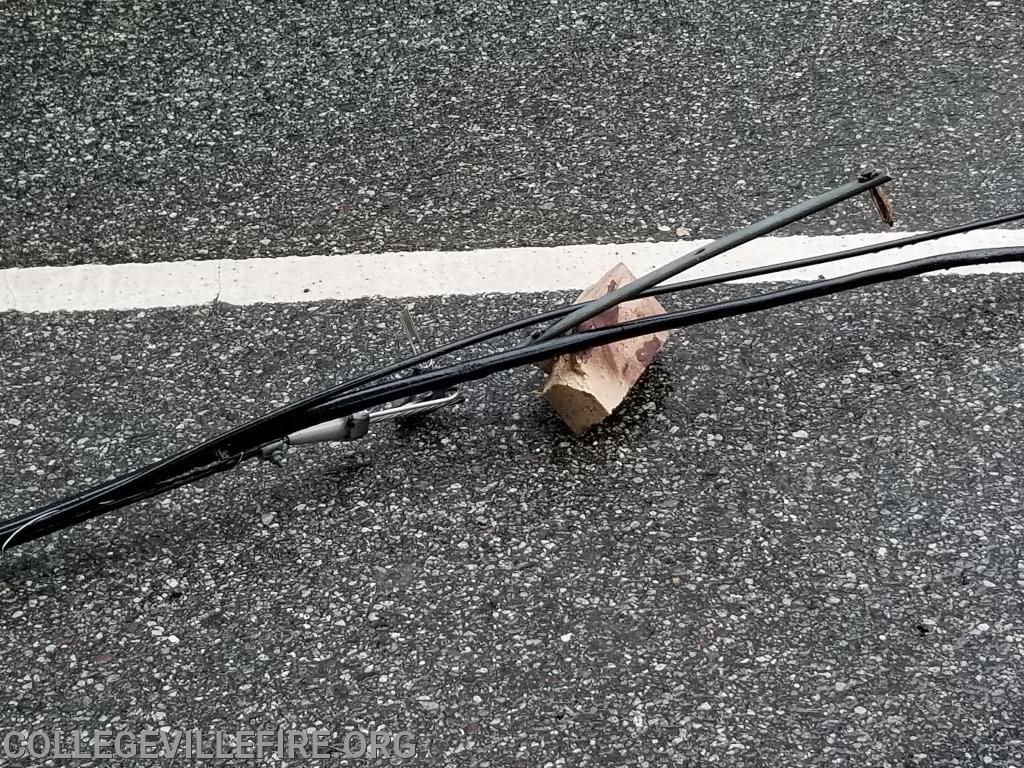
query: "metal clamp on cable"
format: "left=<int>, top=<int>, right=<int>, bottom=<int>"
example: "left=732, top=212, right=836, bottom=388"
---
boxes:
left=286, top=392, right=464, bottom=447
left=255, top=391, right=464, bottom=473
left=287, top=411, right=371, bottom=446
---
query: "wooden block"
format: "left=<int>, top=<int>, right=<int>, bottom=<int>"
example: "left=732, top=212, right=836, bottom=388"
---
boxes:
left=540, top=262, right=671, bottom=433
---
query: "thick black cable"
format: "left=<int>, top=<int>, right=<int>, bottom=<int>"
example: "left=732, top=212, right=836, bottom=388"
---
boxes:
left=1, top=454, right=244, bottom=550
left=12, top=208, right=1018, bottom=527
left=5, top=245, right=1022, bottom=548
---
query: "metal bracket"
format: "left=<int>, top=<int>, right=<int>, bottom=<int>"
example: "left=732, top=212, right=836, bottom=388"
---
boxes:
left=393, top=307, right=453, bottom=412
left=258, top=309, right=463, bottom=460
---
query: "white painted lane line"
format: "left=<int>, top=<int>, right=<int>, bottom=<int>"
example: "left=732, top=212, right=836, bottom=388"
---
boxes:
left=2, top=231, right=1023, bottom=313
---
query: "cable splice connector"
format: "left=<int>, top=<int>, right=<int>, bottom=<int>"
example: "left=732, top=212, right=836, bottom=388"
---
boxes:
left=287, top=411, right=371, bottom=446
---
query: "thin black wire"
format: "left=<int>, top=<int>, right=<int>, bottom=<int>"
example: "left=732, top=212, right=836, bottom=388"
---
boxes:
left=311, top=208, right=1024, bottom=412
left=5, top=245, right=1023, bottom=549
left=304, top=247, right=1024, bottom=423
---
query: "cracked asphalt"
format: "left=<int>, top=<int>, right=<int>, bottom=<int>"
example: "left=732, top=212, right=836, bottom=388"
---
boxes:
left=1, top=0, right=1023, bottom=268
left=3, top=278, right=1024, bottom=765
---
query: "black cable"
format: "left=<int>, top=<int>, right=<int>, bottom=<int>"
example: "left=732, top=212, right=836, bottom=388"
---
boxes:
left=13, top=207, right=1018, bottom=528
left=5, top=245, right=1022, bottom=549
left=2, top=454, right=244, bottom=549
left=529, top=169, right=891, bottom=343
left=306, top=246, right=1024, bottom=421
left=6, top=243, right=1021, bottom=543
left=311, top=207, right=1024, bottom=412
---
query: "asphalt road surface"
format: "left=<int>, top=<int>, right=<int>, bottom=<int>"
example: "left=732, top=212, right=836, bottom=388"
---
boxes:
left=1, top=0, right=1023, bottom=268
left=4, top=0, right=1024, bottom=766
left=3, top=279, right=1024, bottom=766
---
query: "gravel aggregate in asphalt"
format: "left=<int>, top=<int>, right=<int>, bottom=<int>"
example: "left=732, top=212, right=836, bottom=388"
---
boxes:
left=2, top=0, right=1023, bottom=268
left=2, top=277, right=1024, bottom=764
